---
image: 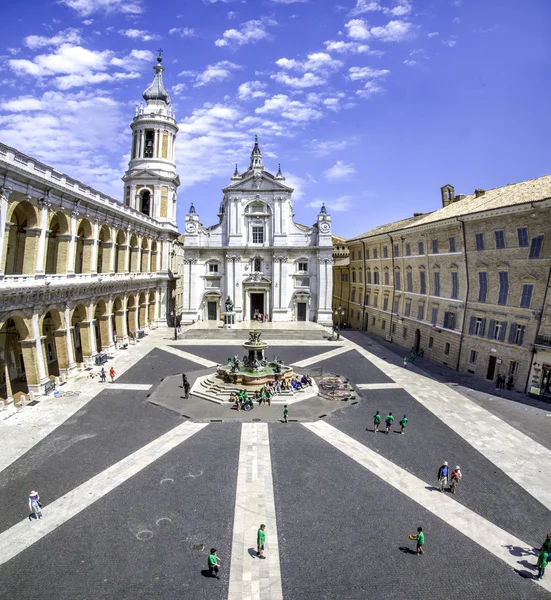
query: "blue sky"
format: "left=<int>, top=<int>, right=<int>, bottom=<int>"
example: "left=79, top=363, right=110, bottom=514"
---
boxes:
left=1, top=0, right=550, bottom=238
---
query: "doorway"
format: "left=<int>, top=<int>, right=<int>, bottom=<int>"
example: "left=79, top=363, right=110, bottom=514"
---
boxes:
left=250, top=293, right=264, bottom=318
left=541, top=365, right=551, bottom=395
left=413, top=329, right=421, bottom=353
left=207, top=301, right=218, bottom=321
left=486, top=355, right=497, bottom=380
left=297, top=303, right=307, bottom=322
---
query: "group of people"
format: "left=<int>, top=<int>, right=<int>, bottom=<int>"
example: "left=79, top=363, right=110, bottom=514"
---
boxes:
left=252, top=312, right=268, bottom=322
left=437, top=461, right=462, bottom=494
left=99, top=366, right=116, bottom=383
left=371, top=411, right=408, bottom=434
left=230, top=375, right=312, bottom=410
left=495, top=373, right=515, bottom=390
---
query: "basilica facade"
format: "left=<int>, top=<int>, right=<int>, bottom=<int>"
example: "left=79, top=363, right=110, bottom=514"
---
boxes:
left=181, top=138, right=333, bottom=326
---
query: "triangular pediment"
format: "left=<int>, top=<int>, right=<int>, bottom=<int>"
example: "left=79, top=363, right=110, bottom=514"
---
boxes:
left=243, top=273, right=272, bottom=284
left=223, top=170, right=293, bottom=193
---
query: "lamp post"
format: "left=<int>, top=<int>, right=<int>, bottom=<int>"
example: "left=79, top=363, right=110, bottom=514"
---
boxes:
left=171, top=310, right=178, bottom=340
left=334, top=305, right=345, bottom=340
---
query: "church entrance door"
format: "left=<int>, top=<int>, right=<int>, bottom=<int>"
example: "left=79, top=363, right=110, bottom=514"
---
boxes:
left=207, top=302, right=217, bottom=321
left=297, top=303, right=307, bottom=322
left=250, top=293, right=264, bottom=319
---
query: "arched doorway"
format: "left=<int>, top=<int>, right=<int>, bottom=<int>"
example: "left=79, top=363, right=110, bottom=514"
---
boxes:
left=45, top=212, right=70, bottom=274
left=74, top=219, right=93, bottom=274
left=0, top=316, right=31, bottom=397
left=94, top=300, right=112, bottom=352
left=71, top=304, right=88, bottom=364
left=41, top=309, right=64, bottom=377
left=414, top=328, right=421, bottom=353
left=5, top=201, right=39, bottom=275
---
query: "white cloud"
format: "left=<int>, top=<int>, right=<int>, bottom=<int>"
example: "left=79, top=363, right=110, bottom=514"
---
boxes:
left=180, top=61, right=242, bottom=87
left=306, top=195, right=354, bottom=212
left=349, top=0, right=381, bottom=16
left=215, top=18, right=277, bottom=47
left=428, top=31, right=439, bottom=37
left=348, top=65, right=390, bottom=80
left=227, top=11, right=237, bottom=18
left=283, top=172, right=308, bottom=200
left=269, top=0, right=308, bottom=3
left=169, top=27, right=196, bottom=37
left=442, top=39, right=457, bottom=47
left=350, top=0, right=412, bottom=17
left=324, top=160, right=356, bottom=182
left=171, top=83, right=187, bottom=96
left=370, top=20, right=414, bottom=42
left=356, top=80, right=384, bottom=97
left=271, top=52, right=343, bottom=88
left=345, top=19, right=371, bottom=40
left=311, top=139, right=351, bottom=156
left=59, top=0, right=143, bottom=16
left=55, top=70, right=140, bottom=90
left=271, top=72, right=325, bottom=88
left=7, top=48, right=20, bottom=55
left=119, top=29, right=161, bottom=41
left=237, top=80, right=267, bottom=100
left=110, top=49, right=154, bottom=71
left=403, top=59, right=417, bottom=66
left=24, top=28, right=82, bottom=50
left=324, top=40, right=371, bottom=53
left=82, top=19, right=94, bottom=25
left=256, top=94, right=323, bottom=122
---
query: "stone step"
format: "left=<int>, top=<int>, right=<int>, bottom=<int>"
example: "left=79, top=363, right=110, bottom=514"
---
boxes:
left=183, top=328, right=330, bottom=341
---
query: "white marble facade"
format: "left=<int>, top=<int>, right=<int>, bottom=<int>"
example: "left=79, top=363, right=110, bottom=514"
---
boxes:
left=182, top=137, right=333, bottom=325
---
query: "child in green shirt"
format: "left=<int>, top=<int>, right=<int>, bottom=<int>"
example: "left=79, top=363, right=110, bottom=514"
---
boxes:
left=257, top=524, right=266, bottom=558
left=385, top=412, right=394, bottom=434
left=283, top=405, right=288, bottom=423
left=208, top=548, right=221, bottom=578
left=400, top=414, right=408, bottom=434
left=537, top=549, right=548, bottom=579
left=414, top=527, right=424, bottom=555
left=371, top=410, right=381, bottom=433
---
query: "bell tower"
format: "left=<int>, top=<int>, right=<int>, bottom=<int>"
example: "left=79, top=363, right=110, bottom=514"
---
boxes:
left=122, top=51, right=180, bottom=228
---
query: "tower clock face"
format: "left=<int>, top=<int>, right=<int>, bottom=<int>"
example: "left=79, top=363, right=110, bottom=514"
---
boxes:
left=319, top=222, right=330, bottom=233
left=185, top=222, right=197, bottom=233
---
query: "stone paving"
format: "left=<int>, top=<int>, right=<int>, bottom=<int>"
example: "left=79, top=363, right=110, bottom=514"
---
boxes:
left=0, top=325, right=550, bottom=600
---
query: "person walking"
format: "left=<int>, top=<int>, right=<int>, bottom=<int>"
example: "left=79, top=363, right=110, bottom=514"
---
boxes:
left=182, top=371, right=187, bottom=387
left=385, top=412, right=394, bottom=434
left=257, top=524, right=266, bottom=559
left=370, top=410, right=381, bottom=433
left=410, top=527, right=424, bottom=555
left=283, top=405, right=288, bottom=423
left=437, top=461, right=449, bottom=492
left=183, top=376, right=190, bottom=400
left=537, top=548, right=548, bottom=580
left=208, top=548, right=221, bottom=578
left=400, top=414, right=408, bottom=434
left=109, top=366, right=116, bottom=383
left=28, top=490, right=42, bottom=520
left=100, top=367, right=106, bottom=383
left=403, top=356, right=408, bottom=368
left=450, top=466, right=462, bottom=494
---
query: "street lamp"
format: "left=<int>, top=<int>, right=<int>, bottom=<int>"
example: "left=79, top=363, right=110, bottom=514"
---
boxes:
left=333, top=305, right=345, bottom=340
left=171, top=310, right=178, bottom=340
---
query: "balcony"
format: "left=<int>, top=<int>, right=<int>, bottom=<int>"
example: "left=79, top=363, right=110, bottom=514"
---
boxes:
left=535, top=333, right=551, bottom=348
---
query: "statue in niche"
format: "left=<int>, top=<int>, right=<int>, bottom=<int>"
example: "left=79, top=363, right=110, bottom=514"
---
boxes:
left=225, top=296, right=234, bottom=312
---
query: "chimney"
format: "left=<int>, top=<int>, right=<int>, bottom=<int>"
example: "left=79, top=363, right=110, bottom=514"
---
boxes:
left=474, top=189, right=485, bottom=198
left=441, top=184, right=454, bottom=207
left=454, top=194, right=466, bottom=201
left=413, top=212, right=425, bottom=217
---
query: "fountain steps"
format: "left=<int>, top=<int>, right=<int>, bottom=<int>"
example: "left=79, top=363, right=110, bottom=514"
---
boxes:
left=183, top=329, right=330, bottom=341
left=193, top=376, right=305, bottom=404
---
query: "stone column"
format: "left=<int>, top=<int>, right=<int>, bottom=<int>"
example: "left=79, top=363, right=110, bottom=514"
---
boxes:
left=76, top=321, right=94, bottom=365
left=160, top=239, right=170, bottom=272
left=55, top=234, right=72, bottom=274
left=97, top=315, right=114, bottom=352
left=0, top=222, right=12, bottom=277
left=108, top=230, right=117, bottom=274
left=81, top=239, right=95, bottom=274
left=64, top=307, right=77, bottom=375
left=115, top=307, right=128, bottom=346
left=0, top=188, right=13, bottom=277
left=53, top=330, right=71, bottom=377
left=28, top=312, right=49, bottom=394
left=21, top=229, right=41, bottom=275
left=34, top=201, right=50, bottom=276
left=90, top=221, right=99, bottom=275
left=159, top=282, right=168, bottom=323
left=66, top=211, right=78, bottom=276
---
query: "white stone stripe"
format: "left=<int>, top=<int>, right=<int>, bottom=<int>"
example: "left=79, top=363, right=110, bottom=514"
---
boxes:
left=104, top=383, right=152, bottom=391
left=304, top=421, right=551, bottom=593
left=0, top=421, right=207, bottom=567
left=160, top=345, right=217, bottom=367
left=349, top=342, right=551, bottom=509
left=292, top=346, right=352, bottom=368
left=357, top=383, right=401, bottom=390
left=228, top=423, right=283, bottom=600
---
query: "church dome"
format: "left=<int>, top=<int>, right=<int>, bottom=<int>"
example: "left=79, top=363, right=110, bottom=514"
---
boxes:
left=142, top=53, right=171, bottom=105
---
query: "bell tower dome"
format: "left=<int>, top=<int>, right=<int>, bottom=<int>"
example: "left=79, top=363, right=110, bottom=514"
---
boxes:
left=122, top=51, right=180, bottom=228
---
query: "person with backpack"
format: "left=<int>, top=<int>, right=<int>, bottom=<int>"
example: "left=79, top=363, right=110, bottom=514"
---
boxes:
left=438, top=461, right=449, bottom=492
left=450, top=466, right=462, bottom=494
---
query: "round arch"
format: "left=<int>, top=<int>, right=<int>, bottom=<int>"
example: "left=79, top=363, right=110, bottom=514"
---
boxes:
left=75, top=218, right=93, bottom=274
left=45, top=211, right=70, bottom=275
left=0, top=315, right=32, bottom=398
left=4, top=201, right=40, bottom=275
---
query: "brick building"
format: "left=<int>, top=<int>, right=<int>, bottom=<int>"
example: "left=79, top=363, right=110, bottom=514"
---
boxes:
left=333, top=175, right=551, bottom=394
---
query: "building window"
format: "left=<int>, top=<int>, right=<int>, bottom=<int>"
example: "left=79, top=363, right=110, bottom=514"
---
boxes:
left=498, top=271, right=509, bottom=305
left=359, top=270, right=363, bottom=283
left=372, top=316, right=376, bottom=325
left=417, top=303, right=424, bottom=320
left=374, top=270, right=379, bottom=285
left=509, top=361, right=518, bottom=376
left=470, top=316, right=486, bottom=337
left=520, top=284, right=533, bottom=308
left=393, top=244, right=399, bottom=257
left=208, top=263, right=219, bottom=273
left=469, top=350, right=477, bottom=364
left=373, top=295, right=378, bottom=308
left=373, top=248, right=378, bottom=259
left=392, top=323, right=396, bottom=334
left=367, top=269, right=372, bottom=284
left=351, top=289, right=356, bottom=303
left=444, top=342, right=450, bottom=355
left=443, top=311, right=456, bottom=330
left=508, top=323, right=526, bottom=346
left=517, top=227, right=529, bottom=247
left=352, top=271, right=357, bottom=283
left=431, top=307, right=438, bottom=326
left=252, top=226, right=264, bottom=244
left=434, top=271, right=440, bottom=297
left=393, top=298, right=399, bottom=313
left=383, top=246, right=388, bottom=258
left=432, top=239, right=438, bottom=254
left=478, top=271, right=488, bottom=303
left=449, top=237, right=456, bottom=252
left=475, top=233, right=485, bottom=251
left=297, top=261, right=308, bottom=272
left=495, top=230, right=505, bottom=249
left=428, top=336, right=434, bottom=349
left=382, top=320, right=386, bottom=330
left=395, top=270, right=401, bottom=290
left=403, top=327, right=408, bottom=338
left=418, top=241, right=424, bottom=255
left=405, top=299, right=411, bottom=317
left=144, top=130, right=155, bottom=158
left=488, top=319, right=506, bottom=341
left=383, top=297, right=389, bottom=311
left=351, top=250, right=355, bottom=260
left=365, top=293, right=370, bottom=306
left=419, top=270, right=426, bottom=295
left=529, top=235, right=544, bottom=259
left=406, top=270, right=413, bottom=292
left=358, top=250, right=362, bottom=260
left=384, top=270, right=389, bottom=286
left=451, top=271, right=459, bottom=299
left=405, top=243, right=411, bottom=256
left=366, top=249, right=370, bottom=259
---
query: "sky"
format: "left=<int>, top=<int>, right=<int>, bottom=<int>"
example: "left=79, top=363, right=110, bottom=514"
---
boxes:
left=0, top=0, right=550, bottom=239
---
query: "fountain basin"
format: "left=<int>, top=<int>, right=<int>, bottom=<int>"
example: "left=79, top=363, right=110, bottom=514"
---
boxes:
left=218, top=362, right=293, bottom=386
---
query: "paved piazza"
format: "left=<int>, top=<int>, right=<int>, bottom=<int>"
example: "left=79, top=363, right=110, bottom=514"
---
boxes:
left=1, top=325, right=550, bottom=600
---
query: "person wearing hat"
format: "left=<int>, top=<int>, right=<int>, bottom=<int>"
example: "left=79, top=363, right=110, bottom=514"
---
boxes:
left=450, top=466, right=462, bottom=494
left=437, top=461, right=449, bottom=492
left=400, top=414, right=408, bottom=434
left=28, top=490, right=42, bottom=520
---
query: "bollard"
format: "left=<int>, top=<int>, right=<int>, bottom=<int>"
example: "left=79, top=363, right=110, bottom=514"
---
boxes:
left=0, top=399, right=5, bottom=411
left=28, top=390, right=36, bottom=403
left=20, top=394, right=28, bottom=406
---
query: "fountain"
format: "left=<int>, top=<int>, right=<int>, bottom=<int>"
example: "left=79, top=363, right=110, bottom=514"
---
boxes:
left=218, top=330, right=294, bottom=386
